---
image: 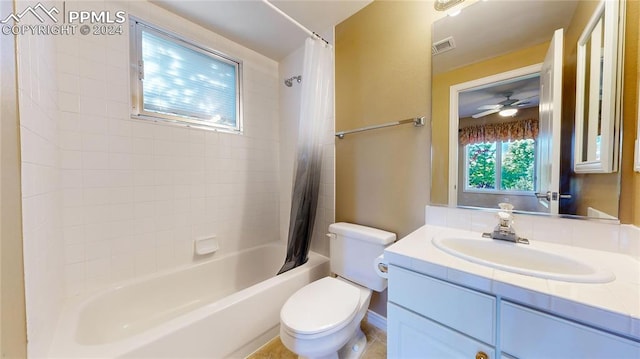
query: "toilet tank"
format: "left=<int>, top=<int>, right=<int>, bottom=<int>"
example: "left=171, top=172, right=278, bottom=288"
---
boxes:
left=328, top=222, right=396, bottom=292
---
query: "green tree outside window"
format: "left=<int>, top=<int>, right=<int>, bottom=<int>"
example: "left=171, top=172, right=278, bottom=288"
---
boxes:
left=466, top=139, right=535, bottom=192
left=467, top=142, right=496, bottom=189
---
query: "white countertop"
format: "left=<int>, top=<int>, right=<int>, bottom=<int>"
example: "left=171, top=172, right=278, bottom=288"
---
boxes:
left=384, top=224, right=640, bottom=341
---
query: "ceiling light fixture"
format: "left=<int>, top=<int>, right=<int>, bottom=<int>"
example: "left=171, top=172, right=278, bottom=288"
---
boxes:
left=434, top=0, right=465, bottom=12
left=499, top=108, right=518, bottom=117
left=447, top=8, right=462, bottom=17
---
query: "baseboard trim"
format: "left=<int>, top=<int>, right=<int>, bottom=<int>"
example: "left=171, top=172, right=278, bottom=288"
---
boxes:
left=366, top=310, right=387, bottom=333
left=230, top=325, right=279, bottom=358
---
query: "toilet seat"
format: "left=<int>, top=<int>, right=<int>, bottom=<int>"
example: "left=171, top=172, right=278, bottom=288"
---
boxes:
left=280, top=277, right=361, bottom=338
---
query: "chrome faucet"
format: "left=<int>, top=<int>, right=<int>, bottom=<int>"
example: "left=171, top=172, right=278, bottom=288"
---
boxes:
left=482, top=203, right=529, bottom=244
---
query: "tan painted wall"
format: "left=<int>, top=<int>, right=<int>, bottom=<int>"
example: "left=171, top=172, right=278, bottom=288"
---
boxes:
left=636, top=0, right=640, bottom=227
left=0, top=0, right=28, bottom=355
left=431, top=42, right=550, bottom=204
left=619, top=0, right=640, bottom=225
left=335, top=0, right=433, bottom=316
left=335, top=0, right=433, bottom=241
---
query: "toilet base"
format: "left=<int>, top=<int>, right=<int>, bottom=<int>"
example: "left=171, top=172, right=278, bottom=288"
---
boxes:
left=337, top=327, right=366, bottom=359
left=298, top=327, right=367, bottom=359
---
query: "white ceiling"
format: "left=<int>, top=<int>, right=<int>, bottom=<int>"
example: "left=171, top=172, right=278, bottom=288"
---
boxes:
left=151, top=1, right=577, bottom=117
left=151, top=0, right=373, bottom=60
left=432, top=0, right=579, bottom=75
left=433, top=0, right=579, bottom=120
left=458, top=75, right=540, bottom=118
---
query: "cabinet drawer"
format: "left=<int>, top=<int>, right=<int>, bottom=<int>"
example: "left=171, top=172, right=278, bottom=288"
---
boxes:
left=388, top=303, right=495, bottom=359
left=388, top=265, right=496, bottom=345
left=501, top=301, right=640, bottom=358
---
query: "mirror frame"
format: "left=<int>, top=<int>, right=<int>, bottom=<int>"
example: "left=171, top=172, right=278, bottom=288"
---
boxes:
left=573, top=0, right=623, bottom=173
left=636, top=86, right=640, bottom=172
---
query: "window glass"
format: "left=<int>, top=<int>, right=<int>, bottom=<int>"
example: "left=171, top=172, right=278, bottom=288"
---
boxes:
left=465, top=139, right=536, bottom=193
left=500, top=139, right=535, bottom=191
left=467, top=142, right=497, bottom=190
left=131, top=19, right=242, bottom=132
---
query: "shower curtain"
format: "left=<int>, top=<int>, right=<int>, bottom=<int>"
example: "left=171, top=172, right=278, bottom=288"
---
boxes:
left=278, top=37, right=333, bottom=274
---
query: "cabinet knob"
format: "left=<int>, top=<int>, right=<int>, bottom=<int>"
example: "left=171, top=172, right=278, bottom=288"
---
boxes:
left=475, top=351, right=489, bottom=359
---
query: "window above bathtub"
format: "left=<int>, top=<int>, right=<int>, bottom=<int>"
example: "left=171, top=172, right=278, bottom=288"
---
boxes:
left=129, top=17, right=243, bottom=133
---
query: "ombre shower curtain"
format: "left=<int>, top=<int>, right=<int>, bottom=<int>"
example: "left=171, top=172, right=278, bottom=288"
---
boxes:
left=278, top=37, right=333, bottom=274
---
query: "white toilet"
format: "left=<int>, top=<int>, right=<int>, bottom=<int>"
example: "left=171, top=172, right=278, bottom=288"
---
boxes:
left=279, top=222, right=396, bottom=359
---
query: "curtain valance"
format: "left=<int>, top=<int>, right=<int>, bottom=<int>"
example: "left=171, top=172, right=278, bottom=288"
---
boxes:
left=459, top=118, right=539, bottom=146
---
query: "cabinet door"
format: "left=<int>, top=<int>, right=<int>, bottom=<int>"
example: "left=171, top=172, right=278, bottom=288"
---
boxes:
left=501, top=302, right=640, bottom=358
left=388, top=265, right=496, bottom=345
left=388, top=303, right=495, bottom=359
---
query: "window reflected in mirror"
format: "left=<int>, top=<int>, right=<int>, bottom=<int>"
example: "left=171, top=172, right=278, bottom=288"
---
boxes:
left=465, top=139, right=536, bottom=192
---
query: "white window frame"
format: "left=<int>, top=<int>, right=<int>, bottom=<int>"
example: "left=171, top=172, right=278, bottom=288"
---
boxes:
left=129, top=16, right=243, bottom=133
left=573, top=0, right=623, bottom=173
left=463, top=139, right=537, bottom=195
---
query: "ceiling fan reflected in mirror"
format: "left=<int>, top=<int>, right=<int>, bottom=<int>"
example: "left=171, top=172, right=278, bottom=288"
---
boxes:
left=471, top=92, right=536, bottom=118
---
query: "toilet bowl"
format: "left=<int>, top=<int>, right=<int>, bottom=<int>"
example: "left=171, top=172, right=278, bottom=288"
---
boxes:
left=280, top=277, right=372, bottom=359
left=279, top=223, right=395, bottom=359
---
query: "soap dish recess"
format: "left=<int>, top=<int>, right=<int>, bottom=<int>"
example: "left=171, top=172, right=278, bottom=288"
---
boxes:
left=194, top=236, right=219, bottom=255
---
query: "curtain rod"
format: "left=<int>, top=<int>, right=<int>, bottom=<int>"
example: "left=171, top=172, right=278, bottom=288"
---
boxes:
left=260, top=0, right=331, bottom=46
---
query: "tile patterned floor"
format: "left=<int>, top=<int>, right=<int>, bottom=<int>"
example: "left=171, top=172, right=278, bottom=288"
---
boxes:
left=247, top=319, right=387, bottom=359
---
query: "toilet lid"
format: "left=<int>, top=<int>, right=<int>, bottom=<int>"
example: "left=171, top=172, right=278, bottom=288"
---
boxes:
left=281, top=277, right=361, bottom=335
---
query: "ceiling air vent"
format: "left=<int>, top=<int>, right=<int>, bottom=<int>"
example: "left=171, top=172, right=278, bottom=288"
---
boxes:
left=432, top=36, right=456, bottom=55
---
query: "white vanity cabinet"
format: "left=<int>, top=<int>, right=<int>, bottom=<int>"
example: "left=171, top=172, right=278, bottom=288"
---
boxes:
left=388, top=266, right=496, bottom=358
left=388, top=265, right=640, bottom=359
left=501, top=302, right=640, bottom=358
left=388, top=303, right=494, bottom=358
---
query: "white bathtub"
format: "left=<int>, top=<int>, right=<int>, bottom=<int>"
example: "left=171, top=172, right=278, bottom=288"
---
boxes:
left=49, top=242, right=330, bottom=358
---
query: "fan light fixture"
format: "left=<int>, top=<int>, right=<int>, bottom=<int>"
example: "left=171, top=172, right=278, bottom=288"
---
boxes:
left=499, top=108, right=518, bottom=117
left=434, top=0, right=465, bottom=13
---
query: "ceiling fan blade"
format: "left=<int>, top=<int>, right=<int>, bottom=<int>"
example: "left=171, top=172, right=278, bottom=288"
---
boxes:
left=500, top=98, right=518, bottom=106
left=477, top=104, right=502, bottom=110
left=512, top=95, right=538, bottom=106
left=472, top=108, right=500, bottom=118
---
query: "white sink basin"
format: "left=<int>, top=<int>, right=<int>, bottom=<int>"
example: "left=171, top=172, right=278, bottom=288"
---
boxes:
left=432, top=237, right=615, bottom=283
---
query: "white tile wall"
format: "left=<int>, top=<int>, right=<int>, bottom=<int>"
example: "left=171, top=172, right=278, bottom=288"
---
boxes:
left=54, top=1, right=281, bottom=297
left=425, top=205, right=640, bottom=258
left=18, top=0, right=283, bottom=354
left=17, top=1, right=65, bottom=356
left=620, top=225, right=640, bottom=258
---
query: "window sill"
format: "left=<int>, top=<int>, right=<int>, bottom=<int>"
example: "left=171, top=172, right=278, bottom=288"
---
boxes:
left=462, top=189, right=535, bottom=197
left=130, top=114, right=243, bottom=135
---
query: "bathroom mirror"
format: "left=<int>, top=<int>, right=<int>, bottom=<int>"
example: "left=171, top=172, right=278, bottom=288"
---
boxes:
left=431, top=0, right=624, bottom=220
left=636, top=89, right=640, bottom=173
left=574, top=0, right=623, bottom=174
